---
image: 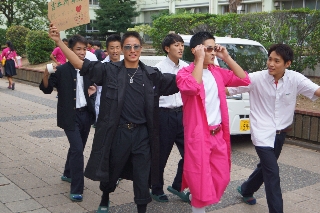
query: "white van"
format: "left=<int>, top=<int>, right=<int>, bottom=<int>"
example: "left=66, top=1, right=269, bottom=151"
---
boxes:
left=140, top=35, right=268, bottom=135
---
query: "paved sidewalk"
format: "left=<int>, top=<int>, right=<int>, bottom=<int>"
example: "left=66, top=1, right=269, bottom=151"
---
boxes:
left=0, top=78, right=320, bottom=213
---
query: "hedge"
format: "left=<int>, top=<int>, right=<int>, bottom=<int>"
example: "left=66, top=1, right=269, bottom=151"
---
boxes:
left=26, top=30, right=55, bottom=65
left=6, top=26, right=30, bottom=56
left=150, top=9, right=320, bottom=72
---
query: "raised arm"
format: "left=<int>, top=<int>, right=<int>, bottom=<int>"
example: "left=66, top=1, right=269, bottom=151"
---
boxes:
left=48, top=23, right=83, bottom=69
left=215, top=45, right=246, bottom=79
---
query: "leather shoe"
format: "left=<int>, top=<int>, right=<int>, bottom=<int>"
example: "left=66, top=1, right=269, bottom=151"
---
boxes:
left=167, top=186, right=190, bottom=202
left=97, top=201, right=109, bottom=213
left=70, top=193, right=83, bottom=202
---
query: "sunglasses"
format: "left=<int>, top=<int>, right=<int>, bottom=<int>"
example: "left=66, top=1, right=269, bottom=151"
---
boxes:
left=123, top=45, right=141, bottom=51
left=205, top=46, right=217, bottom=53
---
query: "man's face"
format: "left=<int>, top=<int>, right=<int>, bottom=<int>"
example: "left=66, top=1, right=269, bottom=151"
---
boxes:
left=71, top=42, right=87, bottom=61
left=122, top=36, right=142, bottom=64
left=267, top=51, right=291, bottom=78
left=202, top=39, right=217, bottom=67
left=107, top=41, right=121, bottom=62
left=165, top=41, right=184, bottom=61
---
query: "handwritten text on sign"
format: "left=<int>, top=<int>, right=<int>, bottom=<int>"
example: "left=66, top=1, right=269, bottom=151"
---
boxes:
left=48, top=0, right=90, bottom=31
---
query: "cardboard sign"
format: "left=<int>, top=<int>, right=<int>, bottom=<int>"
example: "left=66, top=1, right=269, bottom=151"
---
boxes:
left=48, top=0, right=90, bottom=31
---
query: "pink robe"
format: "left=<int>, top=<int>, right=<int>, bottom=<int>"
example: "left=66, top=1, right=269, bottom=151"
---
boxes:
left=176, top=63, right=250, bottom=207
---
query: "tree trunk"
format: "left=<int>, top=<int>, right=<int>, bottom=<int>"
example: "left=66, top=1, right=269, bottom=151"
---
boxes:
left=229, top=0, right=242, bottom=13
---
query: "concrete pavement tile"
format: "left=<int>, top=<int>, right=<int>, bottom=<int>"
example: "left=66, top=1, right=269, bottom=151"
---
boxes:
left=292, top=185, right=320, bottom=200
left=22, top=161, right=61, bottom=178
left=37, top=155, right=66, bottom=171
left=83, top=178, right=100, bottom=193
left=282, top=191, right=310, bottom=203
left=1, top=166, right=29, bottom=176
left=6, top=199, right=42, bottom=213
left=0, top=176, right=11, bottom=185
left=47, top=202, right=86, bottom=213
left=0, top=184, right=30, bottom=203
left=78, top=189, right=100, bottom=212
left=0, top=202, right=12, bottom=213
left=7, top=172, right=49, bottom=189
left=24, top=208, right=51, bottom=213
left=293, top=197, right=320, bottom=212
left=34, top=194, right=71, bottom=208
left=110, top=190, right=135, bottom=206
left=25, top=184, right=69, bottom=198
left=206, top=202, right=268, bottom=213
left=0, top=159, right=34, bottom=169
left=0, top=152, right=11, bottom=163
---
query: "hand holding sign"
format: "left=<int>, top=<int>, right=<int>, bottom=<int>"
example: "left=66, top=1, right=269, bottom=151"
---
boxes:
left=48, top=0, right=90, bottom=31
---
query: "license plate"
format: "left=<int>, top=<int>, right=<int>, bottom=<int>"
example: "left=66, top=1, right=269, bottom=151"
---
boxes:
left=240, top=119, right=250, bottom=131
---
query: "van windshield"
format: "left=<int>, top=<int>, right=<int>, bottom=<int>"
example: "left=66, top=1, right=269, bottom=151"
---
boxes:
left=183, top=44, right=268, bottom=73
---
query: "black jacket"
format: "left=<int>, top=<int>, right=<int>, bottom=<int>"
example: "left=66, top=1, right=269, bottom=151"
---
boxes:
left=39, top=62, right=96, bottom=130
left=81, top=59, right=179, bottom=185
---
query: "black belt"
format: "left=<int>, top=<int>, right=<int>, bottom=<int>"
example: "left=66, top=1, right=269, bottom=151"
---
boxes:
left=118, top=123, right=143, bottom=130
left=159, top=106, right=182, bottom=112
left=276, top=126, right=292, bottom=134
left=76, top=106, right=87, bottom=112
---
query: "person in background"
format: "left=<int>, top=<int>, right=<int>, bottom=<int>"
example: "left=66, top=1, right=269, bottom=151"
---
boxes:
left=93, top=40, right=106, bottom=61
left=39, top=34, right=97, bottom=202
left=151, top=33, right=190, bottom=203
left=49, top=23, right=179, bottom=213
left=1, top=41, right=19, bottom=90
left=50, top=38, right=68, bottom=66
left=87, top=40, right=95, bottom=54
left=227, top=44, right=320, bottom=213
left=94, top=34, right=122, bottom=127
left=176, top=32, right=250, bottom=213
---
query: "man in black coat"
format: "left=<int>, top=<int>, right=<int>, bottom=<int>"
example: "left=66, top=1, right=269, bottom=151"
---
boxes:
left=39, top=35, right=96, bottom=202
left=49, top=25, right=179, bottom=213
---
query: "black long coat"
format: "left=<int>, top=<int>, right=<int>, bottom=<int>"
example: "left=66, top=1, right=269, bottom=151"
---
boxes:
left=81, top=59, right=179, bottom=185
left=39, top=62, right=96, bottom=130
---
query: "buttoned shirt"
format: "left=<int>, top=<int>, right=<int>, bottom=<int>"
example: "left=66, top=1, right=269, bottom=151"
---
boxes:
left=155, top=57, right=189, bottom=108
left=228, top=69, right=319, bottom=148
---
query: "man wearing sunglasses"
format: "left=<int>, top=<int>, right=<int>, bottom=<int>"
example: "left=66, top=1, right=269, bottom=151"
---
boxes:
left=176, top=32, right=250, bottom=213
left=48, top=24, right=178, bottom=213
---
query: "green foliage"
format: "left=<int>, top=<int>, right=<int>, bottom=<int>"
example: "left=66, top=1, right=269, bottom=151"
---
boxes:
left=150, top=9, right=320, bottom=72
left=0, top=29, right=7, bottom=46
left=25, top=30, right=55, bottom=65
left=128, top=24, right=152, bottom=35
left=6, top=25, right=30, bottom=56
left=94, top=0, right=140, bottom=34
left=0, top=0, right=47, bottom=30
left=65, top=25, right=87, bottom=37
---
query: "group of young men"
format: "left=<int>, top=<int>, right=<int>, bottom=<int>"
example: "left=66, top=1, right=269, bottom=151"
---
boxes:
left=41, top=22, right=320, bottom=213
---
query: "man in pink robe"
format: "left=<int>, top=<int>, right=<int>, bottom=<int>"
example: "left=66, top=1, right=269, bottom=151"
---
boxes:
left=176, top=32, right=250, bottom=213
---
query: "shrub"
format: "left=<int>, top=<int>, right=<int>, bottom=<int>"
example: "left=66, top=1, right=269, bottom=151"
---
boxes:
left=6, top=26, right=30, bottom=56
left=26, top=30, right=55, bottom=65
left=0, top=28, right=6, bottom=47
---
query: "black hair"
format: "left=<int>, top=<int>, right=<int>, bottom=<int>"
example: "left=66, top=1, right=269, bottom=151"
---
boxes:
left=93, top=40, right=102, bottom=49
left=106, top=34, right=121, bottom=48
left=6, top=41, right=15, bottom=51
left=161, top=33, right=184, bottom=54
left=268, top=44, right=293, bottom=64
left=88, top=40, right=93, bottom=46
left=190, top=32, right=215, bottom=49
left=68, top=34, right=87, bottom=49
left=121, top=31, right=142, bottom=47
left=62, top=38, right=68, bottom=42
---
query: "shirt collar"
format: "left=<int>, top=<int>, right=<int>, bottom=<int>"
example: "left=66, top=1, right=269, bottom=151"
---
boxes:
left=165, top=56, right=180, bottom=68
left=267, top=69, right=288, bottom=83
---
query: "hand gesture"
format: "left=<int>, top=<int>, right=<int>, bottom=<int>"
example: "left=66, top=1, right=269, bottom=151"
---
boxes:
left=192, top=44, right=206, bottom=62
left=48, top=23, right=61, bottom=43
left=214, top=44, right=230, bottom=61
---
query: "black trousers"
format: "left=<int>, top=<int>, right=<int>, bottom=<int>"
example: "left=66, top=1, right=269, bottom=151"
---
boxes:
left=64, top=110, right=91, bottom=194
left=152, top=109, right=184, bottom=195
left=241, top=132, right=286, bottom=213
left=100, top=124, right=152, bottom=205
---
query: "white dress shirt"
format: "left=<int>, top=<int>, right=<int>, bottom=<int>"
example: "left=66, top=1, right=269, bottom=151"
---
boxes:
left=202, top=69, right=221, bottom=126
left=156, top=57, right=189, bottom=108
left=228, top=69, right=319, bottom=147
left=75, top=51, right=98, bottom=109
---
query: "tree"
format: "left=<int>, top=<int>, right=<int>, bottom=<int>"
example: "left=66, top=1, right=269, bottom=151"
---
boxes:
left=0, top=0, right=48, bottom=30
left=94, top=0, right=140, bottom=34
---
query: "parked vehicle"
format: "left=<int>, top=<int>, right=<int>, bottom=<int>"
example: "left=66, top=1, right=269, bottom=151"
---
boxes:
left=140, top=35, right=268, bottom=135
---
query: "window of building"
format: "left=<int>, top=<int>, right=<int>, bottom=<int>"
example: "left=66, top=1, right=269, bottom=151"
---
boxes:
left=89, top=0, right=99, bottom=6
left=86, top=20, right=99, bottom=33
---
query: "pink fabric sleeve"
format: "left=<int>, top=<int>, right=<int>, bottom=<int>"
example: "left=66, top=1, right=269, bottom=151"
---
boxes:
left=176, top=63, right=202, bottom=96
left=51, top=47, right=59, bottom=56
left=1, top=48, right=9, bottom=58
left=209, top=65, right=250, bottom=87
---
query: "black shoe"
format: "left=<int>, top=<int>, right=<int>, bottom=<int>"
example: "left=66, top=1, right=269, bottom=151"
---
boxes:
left=11, top=83, right=15, bottom=90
